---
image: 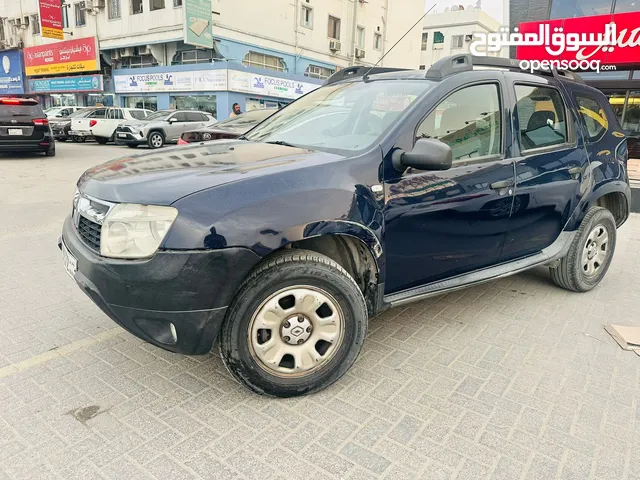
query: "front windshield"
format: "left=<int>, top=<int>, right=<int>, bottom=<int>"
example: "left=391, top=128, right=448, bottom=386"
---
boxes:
left=211, top=109, right=275, bottom=129
left=143, top=110, right=173, bottom=121
left=244, top=80, right=434, bottom=152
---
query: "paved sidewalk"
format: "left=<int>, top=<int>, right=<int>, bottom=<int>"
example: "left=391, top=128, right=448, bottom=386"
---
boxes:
left=0, top=144, right=639, bottom=480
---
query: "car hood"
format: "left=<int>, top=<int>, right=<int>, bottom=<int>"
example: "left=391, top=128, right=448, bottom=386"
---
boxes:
left=77, top=140, right=344, bottom=205
left=50, top=118, right=72, bottom=126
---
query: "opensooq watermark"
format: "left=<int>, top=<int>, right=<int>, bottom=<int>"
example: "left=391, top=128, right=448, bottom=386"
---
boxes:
left=469, top=23, right=620, bottom=73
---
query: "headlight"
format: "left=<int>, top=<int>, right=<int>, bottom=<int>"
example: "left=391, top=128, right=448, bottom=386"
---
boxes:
left=101, top=204, right=178, bottom=259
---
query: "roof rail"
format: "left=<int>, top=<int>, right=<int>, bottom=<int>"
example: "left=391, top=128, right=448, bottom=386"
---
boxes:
left=323, top=66, right=409, bottom=85
left=424, top=54, right=585, bottom=84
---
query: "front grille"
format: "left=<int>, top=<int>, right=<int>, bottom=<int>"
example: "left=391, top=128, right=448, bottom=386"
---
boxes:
left=118, top=126, right=133, bottom=133
left=77, top=215, right=101, bottom=251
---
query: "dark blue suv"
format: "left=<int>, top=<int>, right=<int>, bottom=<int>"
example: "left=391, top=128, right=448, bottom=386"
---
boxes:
left=60, top=55, right=631, bottom=397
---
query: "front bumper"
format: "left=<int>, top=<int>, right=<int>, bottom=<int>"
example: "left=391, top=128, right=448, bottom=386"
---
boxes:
left=60, top=215, right=260, bottom=354
left=114, top=129, right=147, bottom=146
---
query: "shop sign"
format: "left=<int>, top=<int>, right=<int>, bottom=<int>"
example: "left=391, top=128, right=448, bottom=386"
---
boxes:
left=184, top=0, right=213, bottom=48
left=38, top=0, right=64, bottom=40
left=28, top=74, right=103, bottom=93
left=227, top=70, right=320, bottom=99
left=517, top=11, right=640, bottom=65
left=24, top=37, right=100, bottom=76
left=0, top=50, right=25, bottom=95
left=114, top=70, right=227, bottom=93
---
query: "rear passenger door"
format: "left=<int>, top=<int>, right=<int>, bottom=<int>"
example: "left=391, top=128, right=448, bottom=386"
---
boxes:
left=166, top=112, right=190, bottom=140
left=500, top=75, right=590, bottom=261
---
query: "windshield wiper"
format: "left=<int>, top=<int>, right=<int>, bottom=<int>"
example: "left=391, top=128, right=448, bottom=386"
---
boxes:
left=265, top=140, right=298, bottom=148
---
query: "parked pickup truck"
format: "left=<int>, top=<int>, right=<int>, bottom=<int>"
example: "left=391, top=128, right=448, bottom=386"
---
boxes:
left=60, top=55, right=631, bottom=397
left=70, top=107, right=151, bottom=144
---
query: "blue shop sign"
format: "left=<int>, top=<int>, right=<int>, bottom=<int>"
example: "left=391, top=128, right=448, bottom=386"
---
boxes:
left=0, top=50, right=25, bottom=95
left=28, top=74, right=103, bottom=93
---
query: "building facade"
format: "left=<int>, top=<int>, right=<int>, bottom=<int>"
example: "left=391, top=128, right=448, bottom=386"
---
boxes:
left=0, top=0, right=424, bottom=117
left=420, top=8, right=504, bottom=71
left=509, top=0, right=640, bottom=155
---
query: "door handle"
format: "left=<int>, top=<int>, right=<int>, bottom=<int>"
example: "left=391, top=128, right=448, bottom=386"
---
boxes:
left=490, top=179, right=515, bottom=190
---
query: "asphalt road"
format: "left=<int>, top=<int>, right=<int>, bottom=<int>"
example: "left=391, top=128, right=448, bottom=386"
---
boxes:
left=0, top=141, right=639, bottom=480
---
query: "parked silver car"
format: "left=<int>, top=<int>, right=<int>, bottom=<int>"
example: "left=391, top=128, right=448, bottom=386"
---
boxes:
left=114, top=110, right=216, bottom=149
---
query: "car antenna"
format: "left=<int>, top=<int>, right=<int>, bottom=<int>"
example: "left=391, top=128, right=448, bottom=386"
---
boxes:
left=363, top=3, right=437, bottom=82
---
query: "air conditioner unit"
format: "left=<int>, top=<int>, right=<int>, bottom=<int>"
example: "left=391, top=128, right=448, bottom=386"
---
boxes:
left=465, top=34, right=473, bottom=42
left=93, top=0, right=105, bottom=7
left=355, top=48, right=365, bottom=59
left=120, top=47, right=135, bottom=57
left=14, top=18, right=22, bottom=29
left=110, top=50, right=120, bottom=60
left=136, top=46, right=151, bottom=55
left=329, top=40, right=341, bottom=52
left=84, top=0, right=94, bottom=9
left=21, top=16, right=29, bottom=28
left=7, top=37, right=15, bottom=47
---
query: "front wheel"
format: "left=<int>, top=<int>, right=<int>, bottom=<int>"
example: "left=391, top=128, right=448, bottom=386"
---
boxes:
left=147, top=132, right=164, bottom=149
left=95, top=137, right=109, bottom=145
left=550, top=207, right=616, bottom=292
left=219, top=250, right=368, bottom=397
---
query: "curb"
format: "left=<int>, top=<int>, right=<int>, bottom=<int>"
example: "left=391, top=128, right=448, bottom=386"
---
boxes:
left=632, top=183, right=640, bottom=214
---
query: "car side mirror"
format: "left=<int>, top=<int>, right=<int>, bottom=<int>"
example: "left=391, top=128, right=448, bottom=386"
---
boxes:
left=168, top=118, right=177, bottom=123
left=392, top=138, right=453, bottom=171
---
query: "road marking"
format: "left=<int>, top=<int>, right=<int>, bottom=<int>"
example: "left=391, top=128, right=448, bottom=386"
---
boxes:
left=0, top=327, right=123, bottom=378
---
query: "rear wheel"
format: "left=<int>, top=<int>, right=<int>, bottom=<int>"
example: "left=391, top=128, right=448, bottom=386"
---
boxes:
left=72, top=136, right=85, bottom=143
left=95, top=137, right=109, bottom=145
left=45, top=145, right=56, bottom=157
left=147, top=131, right=164, bottom=149
left=550, top=207, right=616, bottom=292
left=219, top=250, right=368, bottom=397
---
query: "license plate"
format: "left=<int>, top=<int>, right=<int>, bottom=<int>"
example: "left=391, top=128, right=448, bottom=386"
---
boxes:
left=61, top=241, right=78, bottom=279
left=8, top=128, right=22, bottom=135
left=117, top=133, right=127, bottom=138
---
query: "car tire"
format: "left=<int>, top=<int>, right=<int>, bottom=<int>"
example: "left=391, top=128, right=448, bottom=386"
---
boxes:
left=72, top=136, right=85, bottom=143
left=127, top=144, right=138, bottom=148
left=219, top=249, right=368, bottom=397
left=45, top=146, right=56, bottom=157
left=57, top=138, right=67, bottom=142
left=550, top=207, right=616, bottom=292
left=95, top=137, right=109, bottom=145
left=147, top=131, right=164, bottom=149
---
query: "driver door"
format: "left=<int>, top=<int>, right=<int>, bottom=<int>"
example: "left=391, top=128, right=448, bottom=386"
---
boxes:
left=384, top=81, right=517, bottom=294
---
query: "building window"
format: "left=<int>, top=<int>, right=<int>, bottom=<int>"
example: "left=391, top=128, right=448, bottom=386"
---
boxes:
left=243, top=51, right=286, bottom=72
left=108, top=0, right=121, bottom=19
left=119, top=54, right=157, bottom=68
left=150, top=0, right=164, bottom=10
left=550, top=0, right=612, bottom=19
left=172, top=49, right=215, bottom=65
left=0, top=23, right=4, bottom=41
left=419, top=65, right=426, bottom=70
left=62, top=7, right=69, bottom=28
left=124, top=96, right=157, bottom=110
left=374, top=32, right=382, bottom=51
left=75, top=2, right=86, bottom=26
left=305, top=64, right=335, bottom=80
left=433, top=31, right=444, bottom=44
left=301, top=5, right=312, bottom=28
left=170, top=95, right=217, bottom=117
left=131, top=0, right=143, bottom=14
left=32, top=15, right=40, bottom=35
left=451, top=35, right=463, bottom=49
left=328, top=15, right=341, bottom=40
left=356, top=26, right=365, bottom=49
left=421, top=32, right=428, bottom=50
left=174, top=0, right=182, bottom=6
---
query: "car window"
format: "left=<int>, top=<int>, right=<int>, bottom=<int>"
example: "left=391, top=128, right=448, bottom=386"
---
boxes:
left=0, top=103, right=44, bottom=118
left=186, top=112, right=204, bottom=121
left=515, top=85, right=567, bottom=151
left=215, top=109, right=275, bottom=129
left=88, top=108, right=107, bottom=119
left=172, top=112, right=188, bottom=122
left=575, top=94, right=608, bottom=142
left=130, top=110, right=147, bottom=120
left=107, top=109, right=124, bottom=120
left=416, top=83, right=502, bottom=161
left=245, top=80, right=434, bottom=154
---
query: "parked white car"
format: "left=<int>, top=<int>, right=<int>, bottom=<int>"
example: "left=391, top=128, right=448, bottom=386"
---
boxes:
left=70, top=107, right=151, bottom=144
left=44, top=106, right=84, bottom=118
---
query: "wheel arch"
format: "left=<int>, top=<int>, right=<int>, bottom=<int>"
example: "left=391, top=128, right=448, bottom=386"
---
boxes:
left=584, top=184, right=630, bottom=228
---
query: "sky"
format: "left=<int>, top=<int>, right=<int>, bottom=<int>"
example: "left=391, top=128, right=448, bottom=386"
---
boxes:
left=425, top=0, right=507, bottom=24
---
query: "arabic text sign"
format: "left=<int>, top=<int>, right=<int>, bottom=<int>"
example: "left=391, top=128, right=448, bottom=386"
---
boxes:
left=0, top=50, right=25, bottom=95
left=38, top=0, right=63, bottom=40
left=227, top=71, right=320, bottom=99
left=114, top=70, right=227, bottom=93
left=28, top=75, right=103, bottom=93
left=184, top=0, right=213, bottom=48
left=23, top=37, right=100, bottom=76
left=515, top=11, right=640, bottom=65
